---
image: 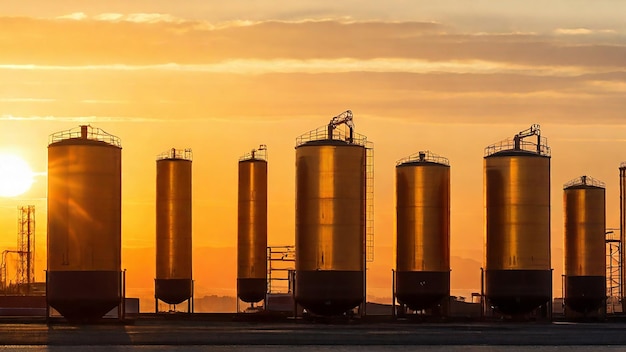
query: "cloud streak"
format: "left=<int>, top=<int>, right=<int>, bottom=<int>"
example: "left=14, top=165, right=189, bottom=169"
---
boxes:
left=0, top=15, right=624, bottom=126
left=0, top=114, right=163, bottom=123
left=1, top=16, right=624, bottom=69
left=554, top=28, right=617, bottom=35
left=0, top=58, right=621, bottom=77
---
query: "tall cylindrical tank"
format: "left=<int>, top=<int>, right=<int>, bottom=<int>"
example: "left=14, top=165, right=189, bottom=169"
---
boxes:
left=395, top=151, right=450, bottom=311
left=484, top=125, right=551, bottom=315
left=237, top=146, right=268, bottom=303
left=155, top=148, right=193, bottom=305
left=294, top=118, right=370, bottom=316
left=47, top=125, right=122, bottom=320
left=563, top=176, right=606, bottom=314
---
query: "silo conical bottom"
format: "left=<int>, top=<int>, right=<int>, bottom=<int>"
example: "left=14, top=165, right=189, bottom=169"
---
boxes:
left=295, top=270, right=363, bottom=316
left=237, top=278, right=267, bottom=303
left=396, top=271, right=450, bottom=311
left=486, top=269, right=551, bottom=315
left=47, top=271, right=121, bottom=320
left=155, top=278, right=192, bottom=305
left=565, top=276, right=605, bottom=314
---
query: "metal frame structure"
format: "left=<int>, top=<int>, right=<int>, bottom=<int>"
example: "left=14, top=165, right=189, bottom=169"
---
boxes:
left=606, top=228, right=621, bottom=313
left=484, top=124, right=550, bottom=157
left=267, top=246, right=295, bottom=295
left=0, top=206, right=35, bottom=294
left=17, top=205, right=35, bottom=290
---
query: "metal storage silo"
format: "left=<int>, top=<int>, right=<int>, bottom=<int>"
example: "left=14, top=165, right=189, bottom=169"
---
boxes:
left=395, top=151, right=450, bottom=311
left=47, top=125, right=122, bottom=320
left=484, top=124, right=551, bottom=315
left=155, top=148, right=193, bottom=307
left=564, top=176, right=606, bottom=314
left=237, top=145, right=268, bottom=304
left=295, top=110, right=373, bottom=316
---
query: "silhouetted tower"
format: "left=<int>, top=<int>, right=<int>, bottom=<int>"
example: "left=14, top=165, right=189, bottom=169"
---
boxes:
left=17, top=205, right=35, bottom=288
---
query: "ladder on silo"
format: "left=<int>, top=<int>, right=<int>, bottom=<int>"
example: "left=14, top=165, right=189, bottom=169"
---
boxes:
left=366, top=145, right=374, bottom=263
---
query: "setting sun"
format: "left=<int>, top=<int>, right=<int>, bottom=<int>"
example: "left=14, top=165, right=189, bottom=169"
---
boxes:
left=0, top=153, right=34, bottom=197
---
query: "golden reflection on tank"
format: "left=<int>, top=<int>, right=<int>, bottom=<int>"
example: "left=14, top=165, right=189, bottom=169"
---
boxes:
left=395, top=151, right=450, bottom=311
left=484, top=124, right=552, bottom=316
left=47, top=125, right=122, bottom=320
left=237, top=145, right=268, bottom=304
left=155, top=148, right=193, bottom=307
left=295, top=110, right=372, bottom=316
left=563, top=176, right=606, bottom=314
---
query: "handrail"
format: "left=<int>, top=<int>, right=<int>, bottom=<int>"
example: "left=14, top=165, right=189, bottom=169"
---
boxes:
left=296, top=125, right=369, bottom=147
left=484, top=137, right=550, bottom=157
left=396, top=150, right=449, bottom=166
left=563, top=175, right=605, bottom=189
left=49, top=125, right=121, bottom=147
left=239, top=144, right=268, bottom=161
left=157, top=148, right=193, bottom=161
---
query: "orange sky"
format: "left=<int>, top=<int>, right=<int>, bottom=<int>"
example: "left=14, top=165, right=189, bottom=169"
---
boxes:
left=1, top=1, right=625, bottom=304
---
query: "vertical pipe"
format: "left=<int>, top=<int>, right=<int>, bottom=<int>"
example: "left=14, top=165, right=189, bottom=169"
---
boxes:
left=45, top=270, right=50, bottom=322
left=562, top=274, right=566, bottom=315
left=549, top=269, right=554, bottom=320
left=292, top=271, right=298, bottom=320
left=480, top=267, right=485, bottom=320
left=26, top=207, right=31, bottom=286
left=391, top=269, right=396, bottom=318
left=621, top=165, right=626, bottom=313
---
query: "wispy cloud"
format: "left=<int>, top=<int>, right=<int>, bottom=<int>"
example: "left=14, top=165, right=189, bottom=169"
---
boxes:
left=0, top=114, right=291, bottom=124
left=554, top=28, right=617, bottom=35
left=80, top=99, right=129, bottom=104
left=555, top=137, right=626, bottom=143
left=1, top=16, right=622, bottom=69
left=57, top=12, right=185, bottom=24
left=0, top=98, right=56, bottom=103
left=0, top=58, right=619, bottom=76
left=0, top=114, right=162, bottom=122
left=56, top=12, right=87, bottom=21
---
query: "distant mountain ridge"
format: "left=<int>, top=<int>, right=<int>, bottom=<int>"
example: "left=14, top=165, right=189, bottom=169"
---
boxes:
left=122, top=246, right=484, bottom=312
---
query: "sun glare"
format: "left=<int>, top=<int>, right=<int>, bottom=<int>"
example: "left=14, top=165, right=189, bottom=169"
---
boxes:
left=0, top=154, right=34, bottom=197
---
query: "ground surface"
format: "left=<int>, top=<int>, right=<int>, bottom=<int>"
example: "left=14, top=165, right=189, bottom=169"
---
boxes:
left=1, top=319, right=626, bottom=346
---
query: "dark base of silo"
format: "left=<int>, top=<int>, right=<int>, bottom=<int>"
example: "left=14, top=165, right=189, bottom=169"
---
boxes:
left=47, top=271, right=121, bottom=321
left=295, top=270, right=363, bottom=316
left=155, top=279, right=192, bottom=305
left=486, top=269, right=551, bottom=315
left=565, top=275, right=605, bottom=314
left=237, top=278, right=267, bottom=303
left=396, top=271, right=450, bottom=311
